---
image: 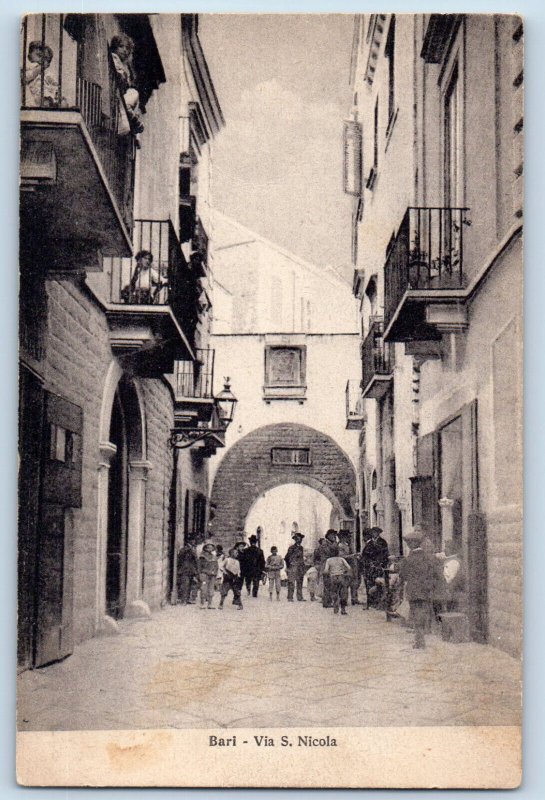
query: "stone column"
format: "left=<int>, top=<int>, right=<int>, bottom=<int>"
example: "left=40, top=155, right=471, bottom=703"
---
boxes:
left=438, top=497, right=455, bottom=548
left=125, top=459, right=153, bottom=618
left=96, top=442, right=118, bottom=636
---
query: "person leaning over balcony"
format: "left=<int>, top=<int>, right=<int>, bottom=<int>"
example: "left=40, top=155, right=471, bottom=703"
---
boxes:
left=121, top=250, right=167, bottom=304
left=22, top=41, right=63, bottom=108
left=110, top=34, right=144, bottom=134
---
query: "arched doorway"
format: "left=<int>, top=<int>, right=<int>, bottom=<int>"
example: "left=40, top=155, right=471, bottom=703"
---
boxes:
left=210, top=423, right=356, bottom=546
left=106, top=376, right=144, bottom=619
left=97, top=366, right=150, bottom=631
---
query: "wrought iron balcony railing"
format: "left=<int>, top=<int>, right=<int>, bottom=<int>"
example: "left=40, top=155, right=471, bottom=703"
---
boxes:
left=190, top=217, right=209, bottom=276
left=384, top=207, right=470, bottom=336
left=175, top=348, right=215, bottom=400
left=361, top=317, right=394, bottom=399
left=104, top=219, right=200, bottom=347
left=20, top=14, right=136, bottom=231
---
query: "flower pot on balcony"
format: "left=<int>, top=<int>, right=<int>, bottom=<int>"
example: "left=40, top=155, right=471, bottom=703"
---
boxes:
left=408, top=258, right=430, bottom=289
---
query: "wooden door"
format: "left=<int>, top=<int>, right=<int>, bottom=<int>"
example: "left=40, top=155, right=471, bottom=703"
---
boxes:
left=34, top=391, right=82, bottom=667
left=18, top=366, right=45, bottom=670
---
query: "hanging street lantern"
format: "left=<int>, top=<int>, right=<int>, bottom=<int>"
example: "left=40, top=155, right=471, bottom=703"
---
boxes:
left=215, top=377, right=237, bottom=428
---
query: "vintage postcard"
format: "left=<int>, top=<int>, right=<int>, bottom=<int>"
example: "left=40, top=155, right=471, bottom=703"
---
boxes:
left=17, top=12, right=523, bottom=787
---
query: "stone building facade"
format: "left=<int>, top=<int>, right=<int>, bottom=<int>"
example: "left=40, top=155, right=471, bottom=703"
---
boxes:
left=209, top=214, right=362, bottom=552
left=345, top=14, right=523, bottom=655
left=18, top=13, right=224, bottom=669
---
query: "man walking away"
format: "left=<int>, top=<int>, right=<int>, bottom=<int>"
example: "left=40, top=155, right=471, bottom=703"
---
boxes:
left=241, top=534, right=266, bottom=597
left=219, top=548, right=244, bottom=610
left=323, top=551, right=352, bottom=615
left=284, top=532, right=306, bottom=602
left=398, top=527, right=443, bottom=648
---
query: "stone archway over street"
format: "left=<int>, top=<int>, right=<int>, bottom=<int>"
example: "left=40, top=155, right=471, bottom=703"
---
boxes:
left=210, top=423, right=357, bottom=543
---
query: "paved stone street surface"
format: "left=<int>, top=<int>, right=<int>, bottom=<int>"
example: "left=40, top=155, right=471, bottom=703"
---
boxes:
left=18, top=594, right=521, bottom=731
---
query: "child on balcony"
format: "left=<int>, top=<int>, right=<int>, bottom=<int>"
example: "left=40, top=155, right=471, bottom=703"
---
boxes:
left=23, top=41, right=62, bottom=108
left=110, top=34, right=144, bottom=134
left=121, top=250, right=167, bottom=305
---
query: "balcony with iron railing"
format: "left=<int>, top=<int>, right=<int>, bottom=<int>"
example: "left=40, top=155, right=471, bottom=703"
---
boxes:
left=384, top=207, right=471, bottom=343
left=173, top=347, right=217, bottom=427
left=345, top=380, right=365, bottom=430
left=176, top=348, right=215, bottom=399
left=361, top=317, right=394, bottom=400
left=20, top=15, right=137, bottom=264
left=100, top=219, right=200, bottom=375
left=190, top=217, right=209, bottom=277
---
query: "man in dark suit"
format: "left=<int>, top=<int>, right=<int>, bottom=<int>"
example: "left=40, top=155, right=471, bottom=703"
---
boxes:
left=284, top=532, right=306, bottom=601
left=240, top=533, right=266, bottom=597
left=361, top=526, right=389, bottom=608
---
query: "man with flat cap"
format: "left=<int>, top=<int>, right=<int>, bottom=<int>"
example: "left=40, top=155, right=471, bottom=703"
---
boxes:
left=284, top=529, right=306, bottom=602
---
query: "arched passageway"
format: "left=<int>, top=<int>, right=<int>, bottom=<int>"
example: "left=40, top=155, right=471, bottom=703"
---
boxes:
left=210, top=423, right=356, bottom=546
left=245, top=482, right=335, bottom=558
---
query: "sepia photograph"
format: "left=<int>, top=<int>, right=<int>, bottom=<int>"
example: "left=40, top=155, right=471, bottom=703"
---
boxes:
left=16, top=11, right=523, bottom=788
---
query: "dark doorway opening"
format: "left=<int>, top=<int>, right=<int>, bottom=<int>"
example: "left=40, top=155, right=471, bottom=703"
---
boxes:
left=106, top=391, right=129, bottom=619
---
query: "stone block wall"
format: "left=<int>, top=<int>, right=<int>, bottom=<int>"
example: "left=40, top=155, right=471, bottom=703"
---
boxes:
left=210, top=423, right=356, bottom=546
left=43, top=278, right=177, bottom=641
left=45, top=278, right=112, bottom=644
left=140, top=379, right=175, bottom=611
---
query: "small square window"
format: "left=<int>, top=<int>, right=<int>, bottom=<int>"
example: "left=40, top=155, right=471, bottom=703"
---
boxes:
left=271, top=447, right=311, bottom=466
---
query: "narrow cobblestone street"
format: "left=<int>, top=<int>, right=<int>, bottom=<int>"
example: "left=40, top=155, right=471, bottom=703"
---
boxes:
left=18, top=591, right=521, bottom=732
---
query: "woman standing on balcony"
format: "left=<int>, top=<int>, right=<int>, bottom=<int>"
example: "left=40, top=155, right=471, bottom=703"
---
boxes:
left=110, top=33, right=144, bottom=134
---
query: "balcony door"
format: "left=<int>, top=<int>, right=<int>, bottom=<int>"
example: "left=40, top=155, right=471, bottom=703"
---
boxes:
left=443, top=62, right=461, bottom=208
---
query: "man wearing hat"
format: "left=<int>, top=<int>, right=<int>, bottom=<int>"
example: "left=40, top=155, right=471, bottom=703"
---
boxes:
left=360, top=526, right=389, bottom=608
left=338, top=529, right=361, bottom=605
left=318, top=529, right=339, bottom=608
left=398, top=526, right=443, bottom=648
left=240, top=531, right=266, bottom=598
left=284, top=530, right=306, bottom=602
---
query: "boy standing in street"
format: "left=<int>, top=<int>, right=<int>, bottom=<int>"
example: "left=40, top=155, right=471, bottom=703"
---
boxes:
left=219, top=548, right=244, bottom=610
left=265, top=546, right=284, bottom=601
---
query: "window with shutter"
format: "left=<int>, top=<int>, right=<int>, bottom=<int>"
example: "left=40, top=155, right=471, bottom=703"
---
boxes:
left=343, top=119, right=363, bottom=196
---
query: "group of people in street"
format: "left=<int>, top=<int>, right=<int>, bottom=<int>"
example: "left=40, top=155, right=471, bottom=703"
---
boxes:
left=175, top=522, right=390, bottom=615
left=175, top=520, right=465, bottom=648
